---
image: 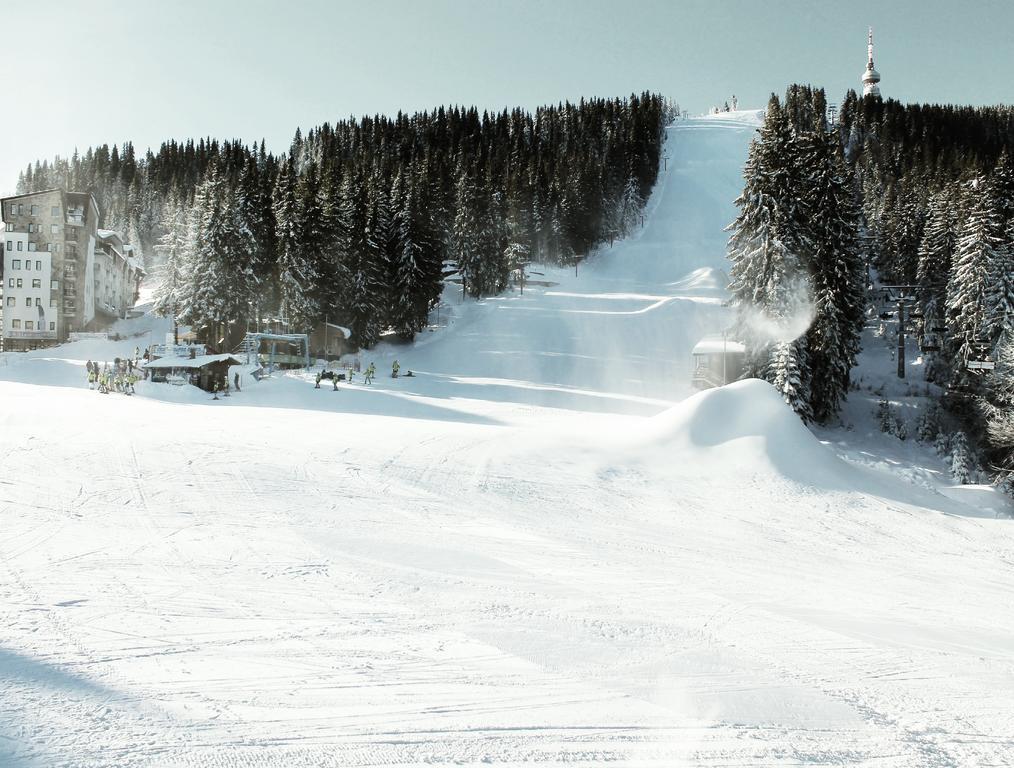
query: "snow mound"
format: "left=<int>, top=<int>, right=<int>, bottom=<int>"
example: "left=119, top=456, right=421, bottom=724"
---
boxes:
left=634, top=378, right=847, bottom=486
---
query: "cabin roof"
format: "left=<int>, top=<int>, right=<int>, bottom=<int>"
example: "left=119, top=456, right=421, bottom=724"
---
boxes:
left=142, top=353, right=243, bottom=370
left=692, top=337, right=746, bottom=355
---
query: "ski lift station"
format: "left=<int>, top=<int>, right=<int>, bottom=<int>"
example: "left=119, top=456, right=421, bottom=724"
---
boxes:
left=236, top=332, right=311, bottom=369
left=691, top=335, right=746, bottom=389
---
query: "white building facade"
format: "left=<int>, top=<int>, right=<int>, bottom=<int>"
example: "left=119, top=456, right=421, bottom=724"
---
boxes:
left=1, top=189, right=143, bottom=350
left=2, top=232, right=58, bottom=343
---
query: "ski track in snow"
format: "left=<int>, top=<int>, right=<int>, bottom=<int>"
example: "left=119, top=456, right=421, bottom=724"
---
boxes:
left=2, top=113, right=1014, bottom=767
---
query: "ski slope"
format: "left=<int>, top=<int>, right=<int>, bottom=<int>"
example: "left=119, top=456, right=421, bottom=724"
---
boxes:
left=2, top=113, right=1014, bottom=767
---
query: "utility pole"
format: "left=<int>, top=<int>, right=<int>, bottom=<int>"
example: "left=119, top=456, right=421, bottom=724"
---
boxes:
left=897, top=298, right=906, bottom=379
left=722, top=329, right=728, bottom=385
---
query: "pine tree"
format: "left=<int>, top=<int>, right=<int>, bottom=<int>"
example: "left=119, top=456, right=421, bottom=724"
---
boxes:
left=452, top=162, right=483, bottom=298
left=340, top=167, right=384, bottom=347
left=769, top=339, right=813, bottom=421
left=985, top=221, right=1014, bottom=351
left=727, top=95, right=810, bottom=393
left=275, top=159, right=318, bottom=328
left=984, top=335, right=1014, bottom=472
left=152, top=199, right=188, bottom=322
left=916, top=186, right=959, bottom=322
left=797, top=128, right=866, bottom=422
left=947, top=178, right=1002, bottom=375
left=950, top=430, right=974, bottom=484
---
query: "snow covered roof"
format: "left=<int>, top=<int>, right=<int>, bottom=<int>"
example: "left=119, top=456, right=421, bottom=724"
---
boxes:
left=692, top=337, right=746, bottom=355
left=95, top=228, right=123, bottom=242
left=142, top=353, right=243, bottom=370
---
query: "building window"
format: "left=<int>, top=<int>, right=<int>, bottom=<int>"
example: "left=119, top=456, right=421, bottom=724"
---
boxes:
left=49, top=322, right=55, bottom=331
left=50, top=299, right=56, bottom=307
left=50, top=224, right=59, bottom=234
left=24, top=260, right=31, bottom=271
left=5, top=240, right=11, bottom=250
left=34, top=298, right=41, bottom=306
left=25, top=320, right=33, bottom=330
left=51, top=206, right=60, bottom=217
left=8, top=204, right=14, bottom=216
left=25, top=298, right=31, bottom=306
left=11, top=319, right=20, bottom=329
left=30, top=205, right=38, bottom=216
left=35, top=260, right=41, bottom=270
left=27, top=242, right=37, bottom=252
left=16, top=241, right=22, bottom=251
left=32, top=279, right=41, bottom=288
left=4, top=223, right=11, bottom=232
left=12, top=259, right=20, bottom=269
left=17, top=204, right=22, bottom=215
left=5, top=297, right=12, bottom=306
left=16, top=278, right=22, bottom=288
left=51, top=280, right=59, bottom=290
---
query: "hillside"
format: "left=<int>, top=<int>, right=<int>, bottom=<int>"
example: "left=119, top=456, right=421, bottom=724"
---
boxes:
left=2, top=113, right=1014, bottom=767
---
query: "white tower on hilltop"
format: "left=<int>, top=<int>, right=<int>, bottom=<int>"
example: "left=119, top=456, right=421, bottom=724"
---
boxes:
left=862, top=27, right=882, bottom=97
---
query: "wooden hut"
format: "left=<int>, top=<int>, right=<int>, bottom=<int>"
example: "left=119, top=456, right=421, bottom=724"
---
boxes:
left=142, top=353, right=244, bottom=391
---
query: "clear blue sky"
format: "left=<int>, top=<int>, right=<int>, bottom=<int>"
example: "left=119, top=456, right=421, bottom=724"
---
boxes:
left=2, top=0, right=1011, bottom=195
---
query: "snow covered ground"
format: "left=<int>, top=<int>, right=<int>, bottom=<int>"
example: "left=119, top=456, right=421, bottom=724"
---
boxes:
left=2, top=113, right=1014, bottom=767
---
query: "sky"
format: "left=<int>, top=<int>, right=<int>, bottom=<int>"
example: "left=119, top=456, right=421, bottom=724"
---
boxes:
left=2, top=0, right=1012, bottom=196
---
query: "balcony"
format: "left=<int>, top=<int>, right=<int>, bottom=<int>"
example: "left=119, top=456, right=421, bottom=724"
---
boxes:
left=66, top=211, right=85, bottom=226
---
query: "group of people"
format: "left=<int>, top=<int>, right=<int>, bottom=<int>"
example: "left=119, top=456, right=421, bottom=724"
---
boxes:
left=313, top=359, right=411, bottom=390
left=86, top=357, right=140, bottom=395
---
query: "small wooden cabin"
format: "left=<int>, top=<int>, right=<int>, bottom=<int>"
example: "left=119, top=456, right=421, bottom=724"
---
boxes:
left=691, top=336, right=746, bottom=389
left=142, top=353, right=244, bottom=391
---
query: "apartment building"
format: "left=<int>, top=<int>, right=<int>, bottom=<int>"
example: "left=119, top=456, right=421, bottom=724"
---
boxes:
left=1, top=189, right=143, bottom=350
left=94, top=229, right=145, bottom=321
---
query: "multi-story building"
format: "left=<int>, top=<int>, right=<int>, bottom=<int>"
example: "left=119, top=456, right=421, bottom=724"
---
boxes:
left=1, top=189, right=143, bottom=351
left=94, top=229, right=145, bottom=321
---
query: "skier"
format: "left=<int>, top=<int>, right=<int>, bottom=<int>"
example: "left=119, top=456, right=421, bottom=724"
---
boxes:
left=315, top=372, right=322, bottom=389
left=212, top=380, right=220, bottom=400
left=364, top=362, right=375, bottom=385
left=234, top=372, right=240, bottom=392
left=332, top=375, right=339, bottom=391
left=392, top=359, right=400, bottom=378
left=134, top=346, right=140, bottom=363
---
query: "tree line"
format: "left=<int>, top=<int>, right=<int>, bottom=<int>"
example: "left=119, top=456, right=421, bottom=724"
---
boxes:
left=18, top=94, right=673, bottom=348
left=730, top=86, right=1014, bottom=488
